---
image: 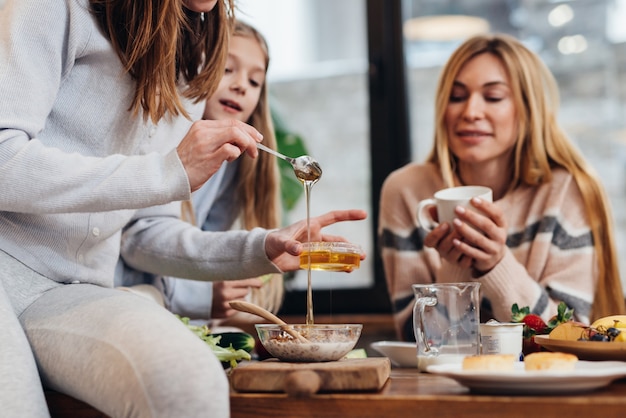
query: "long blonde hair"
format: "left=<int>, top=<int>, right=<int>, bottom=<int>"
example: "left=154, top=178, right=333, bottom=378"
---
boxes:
left=428, top=33, right=625, bottom=320
left=233, top=20, right=283, bottom=313
left=182, top=20, right=284, bottom=314
left=89, top=0, right=235, bottom=123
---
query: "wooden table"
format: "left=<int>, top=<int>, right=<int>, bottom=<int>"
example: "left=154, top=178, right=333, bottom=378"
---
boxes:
left=230, top=367, right=626, bottom=418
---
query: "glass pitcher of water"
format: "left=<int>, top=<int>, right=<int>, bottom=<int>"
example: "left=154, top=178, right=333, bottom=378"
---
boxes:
left=412, top=282, right=481, bottom=372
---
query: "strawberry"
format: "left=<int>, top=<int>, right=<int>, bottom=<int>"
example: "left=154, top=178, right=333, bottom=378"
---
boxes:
left=522, top=314, right=547, bottom=335
left=517, top=314, right=546, bottom=355
left=511, top=301, right=575, bottom=355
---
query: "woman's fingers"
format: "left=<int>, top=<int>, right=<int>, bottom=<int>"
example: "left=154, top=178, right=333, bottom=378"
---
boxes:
left=211, top=278, right=264, bottom=318
left=424, top=199, right=509, bottom=271
left=265, top=209, right=367, bottom=270
left=177, top=119, right=263, bottom=192
left=288, top=209, right=367, bottom=244
left=424, top=224, right=471, bottom=267
left=471, top=197, right=506, bottom=227
left=450, top=200, right=507, bottom=271
left=423, top=222, right=450, bottom=248
left=310, top=209, right=368, bottom=230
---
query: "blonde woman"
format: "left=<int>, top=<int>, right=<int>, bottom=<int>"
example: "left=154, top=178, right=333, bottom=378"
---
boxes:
left=379, top=33, right=625, bottom=341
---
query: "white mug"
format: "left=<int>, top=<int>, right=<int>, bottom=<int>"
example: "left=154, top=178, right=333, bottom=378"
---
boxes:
left=416, top=185, right=493, bottom=231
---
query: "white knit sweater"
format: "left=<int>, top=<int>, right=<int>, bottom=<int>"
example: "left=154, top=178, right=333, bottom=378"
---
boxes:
left=0, top=0, right=276, bottom=288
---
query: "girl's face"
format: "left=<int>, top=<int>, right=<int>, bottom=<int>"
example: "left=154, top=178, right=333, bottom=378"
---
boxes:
left=183, top=0, right=218, bottom=13
left=445, top=53, right=518, bottom=170
left=203, top=35, right=266, bottom=123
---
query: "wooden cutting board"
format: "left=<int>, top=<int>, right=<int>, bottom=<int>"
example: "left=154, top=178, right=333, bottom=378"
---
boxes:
left=230, top=357, right=391, bottom=396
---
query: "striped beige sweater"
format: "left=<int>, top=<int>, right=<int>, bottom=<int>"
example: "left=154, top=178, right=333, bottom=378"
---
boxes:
left=379, top=162, right=595, bottom=341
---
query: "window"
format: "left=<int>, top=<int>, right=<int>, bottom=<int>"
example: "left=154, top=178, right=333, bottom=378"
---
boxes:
left=237, top=0, right=395, bottom=314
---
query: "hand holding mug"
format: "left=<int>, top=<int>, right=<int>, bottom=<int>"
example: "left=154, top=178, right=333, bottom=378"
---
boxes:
left=449, top=195, right=508, bottom=274
left=419, top=186, right=505, bottom=273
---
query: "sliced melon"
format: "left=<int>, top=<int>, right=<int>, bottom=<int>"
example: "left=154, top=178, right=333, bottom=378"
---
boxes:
left=549, top=322, right=587, bottom=341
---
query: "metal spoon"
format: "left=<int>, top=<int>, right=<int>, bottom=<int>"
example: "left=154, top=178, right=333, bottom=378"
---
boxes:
left=256, top=143, right=323, bottom=182
left=229, top=300, right=310, bottom=343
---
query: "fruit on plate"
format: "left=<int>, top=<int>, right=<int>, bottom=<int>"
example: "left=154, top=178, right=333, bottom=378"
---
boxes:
left=591, top=315, right=626, bottom=330
left=549, top=321, right=587, bottom=341
left=588, top=315, right=626, bottom=342
left=549, top=315, right=626, bottom=343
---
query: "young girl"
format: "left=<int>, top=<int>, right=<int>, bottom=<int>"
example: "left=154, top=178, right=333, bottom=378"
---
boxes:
left=379, top=33, right=626, bottom=341
left=155, top=20, right=285, bottom=322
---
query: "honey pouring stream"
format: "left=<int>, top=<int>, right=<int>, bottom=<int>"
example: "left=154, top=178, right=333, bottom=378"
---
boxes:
left=256, top=143, right=322, bottom=326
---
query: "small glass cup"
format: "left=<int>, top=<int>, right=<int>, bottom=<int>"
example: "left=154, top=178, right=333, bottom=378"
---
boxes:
left=299, top=242, right=362, bottom=272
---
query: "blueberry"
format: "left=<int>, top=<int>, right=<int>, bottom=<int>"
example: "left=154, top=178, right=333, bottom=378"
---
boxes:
left=607, top=327, right=621, bottom=339
left=590, top=333, right=609, bottom=342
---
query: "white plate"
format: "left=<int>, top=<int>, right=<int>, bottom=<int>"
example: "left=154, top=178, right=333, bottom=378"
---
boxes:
left=370, top=341, right=417, bottom=368
left=427, top=361, right=626, bottom=394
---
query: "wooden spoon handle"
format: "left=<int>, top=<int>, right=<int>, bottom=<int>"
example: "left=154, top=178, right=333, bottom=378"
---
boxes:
left=229, top=300, right=287, bottom=324
left=229, top=301, right=309, bottom=343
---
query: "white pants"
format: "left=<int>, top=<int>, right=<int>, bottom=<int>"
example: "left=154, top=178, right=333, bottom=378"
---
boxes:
left=1, top=251, right=230, bottom=418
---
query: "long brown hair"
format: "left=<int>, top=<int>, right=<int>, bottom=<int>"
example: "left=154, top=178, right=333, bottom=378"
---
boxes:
left=428, top=33, right=625, bottom=320
left=89, top=0, right=235, bottom=122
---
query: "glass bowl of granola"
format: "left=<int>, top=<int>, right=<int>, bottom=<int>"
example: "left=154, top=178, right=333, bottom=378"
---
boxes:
left=255, top=323, right=362, bottom=362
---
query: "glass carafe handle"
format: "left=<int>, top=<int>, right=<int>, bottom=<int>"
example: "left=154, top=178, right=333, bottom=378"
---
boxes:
left=413, top=296, right=438, bottom=354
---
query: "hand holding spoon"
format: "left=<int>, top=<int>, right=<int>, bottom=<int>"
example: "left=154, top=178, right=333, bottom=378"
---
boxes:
left=229, top=300, right=309, bottom=343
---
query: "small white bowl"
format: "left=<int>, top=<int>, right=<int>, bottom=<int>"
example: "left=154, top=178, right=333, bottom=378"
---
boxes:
left=370, top=341, right=417, bottom=368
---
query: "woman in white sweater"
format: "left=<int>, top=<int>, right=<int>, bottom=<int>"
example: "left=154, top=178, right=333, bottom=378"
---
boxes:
left=379, top=33, right=625, bottom=342
left=0, top=1, right=366, bottom=416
